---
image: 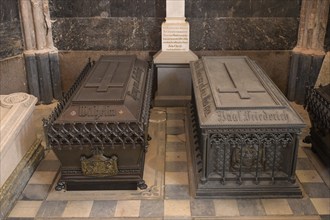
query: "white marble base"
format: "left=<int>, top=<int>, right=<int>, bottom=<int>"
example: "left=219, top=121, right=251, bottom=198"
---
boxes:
left=153, top=50, right=198, bottom=64
left=0, top=93, right=38, bottom=187
left=166, top=0, right=185, bottom=18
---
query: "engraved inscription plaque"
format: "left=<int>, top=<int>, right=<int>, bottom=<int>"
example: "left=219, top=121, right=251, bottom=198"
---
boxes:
left=162, top=25, right=189, bottom=52
left=189, top=56, right=305, bottom=198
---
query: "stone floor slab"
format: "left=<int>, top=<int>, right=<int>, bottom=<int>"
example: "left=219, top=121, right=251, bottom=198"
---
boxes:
left=167, top=134, right=186, bottom=144
left=165, top=172, right=189, bottom=185
left=166, top=152, right=187, bottom=161
left=166, top=161, right=188, bottom=172
left=304, top=147, right=330, bottom=188
left=287, top=198, right=318, bottom=215
left=166, top=107, right=185, bottom=114
left=8, top=201, right=42, bottom=218
left=28, top=171, right=57, bottom=185
left=165, top=185, right=190, bottom=199
left=164, top=200, right=191, bottom=217
left=237, top=199, right=266, bottom=216
left=167, top=119, right=184, bottom=127
left=43, top=150, right=59, bottom=161
left=296, top=170, right=324, bottom=183
left=61, top=201, right=93, bottom=217
left=302, top=183, right=330, bottom=198
left=296, top=158, right=315, bottom=170
left=139, top=200, right=164, bottom=217
left=89, top=200, right=117, bottom=217
left=167, top=126, right=185, bottom=135
left=261, top=199, right=293, bottom=215
left=298, top=147, right=308, bottom=158
left=320, top=215, right=330, bottom=220
left=167, top=114, right=185, bottom=121
left=191, top=199, right=215, bottom=216
left=310, top=198, right=330, bottom=215
left=213, top=199, right=240, bottom=217
left=36, top=160, right=61, bottom=171
left=36, top=201, right=67, bottom=217
left=114, top=200, right=141, bottom=217
left=20, top=184, right=50, bottom=201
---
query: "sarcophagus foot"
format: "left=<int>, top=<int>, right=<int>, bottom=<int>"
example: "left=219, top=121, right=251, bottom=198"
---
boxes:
left=44, top=55, right=153, bottom=190
left=189, top=56, right=305, bottom=198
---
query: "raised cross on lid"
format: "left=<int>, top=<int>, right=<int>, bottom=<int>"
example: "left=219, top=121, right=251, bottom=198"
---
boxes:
left=85, top=62, right=123, bottom=92
left=217, top=62, right=266, bottom=99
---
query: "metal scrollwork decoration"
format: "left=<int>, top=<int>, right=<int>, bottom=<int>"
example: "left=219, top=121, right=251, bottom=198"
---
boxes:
left=81, top=153, right=118, bottom=177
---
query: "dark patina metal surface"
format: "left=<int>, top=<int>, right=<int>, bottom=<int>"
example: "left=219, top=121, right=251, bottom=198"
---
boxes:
left=304, top=84, right=330, bottom=166
left=189, top=56, right=305, bottom=198
left=43, top=55, right=153, bottom=190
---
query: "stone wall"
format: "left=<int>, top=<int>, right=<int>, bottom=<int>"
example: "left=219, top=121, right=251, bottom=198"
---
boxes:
left=48, top=0, right=303, bottom=94
left=1, top=0, right=328, bottom=97
left=0, top=56, right=28, bottom=94
left=49, top=0, right=301, bottom=51
left=0, top=0, right=23, bottom=59
left=0, top=0, right=27, bottom=95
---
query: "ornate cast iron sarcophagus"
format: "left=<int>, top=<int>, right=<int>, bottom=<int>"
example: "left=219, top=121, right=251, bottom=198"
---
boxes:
left=189, top=56, right=305, bottom=198
left=304, top=84, right=330, bottom=166
left=44, top=55, right=153, bottom=190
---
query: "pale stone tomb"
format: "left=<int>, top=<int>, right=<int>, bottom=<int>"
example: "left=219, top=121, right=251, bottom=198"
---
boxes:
left=0, top=93, right=43, bottom=218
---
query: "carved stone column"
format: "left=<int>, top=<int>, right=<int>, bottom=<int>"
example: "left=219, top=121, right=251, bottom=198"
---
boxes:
left=19, top=0, right=62, bottom=104
left=287, top=0, right=329, bottom=104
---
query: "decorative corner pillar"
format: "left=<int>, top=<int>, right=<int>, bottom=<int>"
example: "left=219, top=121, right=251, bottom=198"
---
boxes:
left=19, top=0, right=62, bottom=104
left=287, top=0, right=330, bottom=104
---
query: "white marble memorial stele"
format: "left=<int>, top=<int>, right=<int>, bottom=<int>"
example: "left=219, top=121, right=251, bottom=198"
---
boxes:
left=0, top=93, right=37, bottom=187
left=154, top=0, right=198, bottom=63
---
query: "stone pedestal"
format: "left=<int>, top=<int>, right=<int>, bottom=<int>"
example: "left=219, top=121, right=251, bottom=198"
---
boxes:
left=153, top=0, right=197, bottom=64
left=154, top=64, right=191, bottom=106
left=0, top=93, right=44, bottom=218
left=153, top=0, right=197, bottom=106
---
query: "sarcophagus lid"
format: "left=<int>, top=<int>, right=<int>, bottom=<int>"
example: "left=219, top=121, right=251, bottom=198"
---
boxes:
left=56, top=55, right=149, bottom=123
left=190, top=56, right=305, bottom=128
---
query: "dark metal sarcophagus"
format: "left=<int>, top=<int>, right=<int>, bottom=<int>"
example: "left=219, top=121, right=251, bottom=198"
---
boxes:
left=189, top=56, right=305, bottom=198
left=44, top=55, right=153, bottom=190
left=304, top=84, right=330, bottom=166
